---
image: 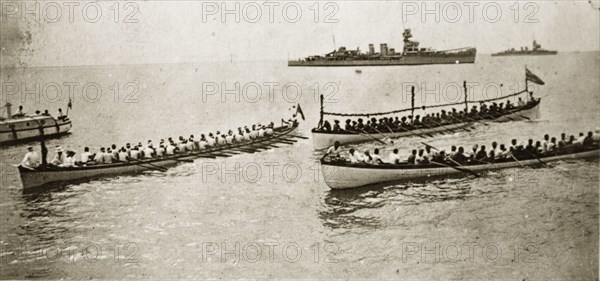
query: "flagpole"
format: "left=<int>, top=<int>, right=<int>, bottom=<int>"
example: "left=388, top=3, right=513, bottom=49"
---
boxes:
left=410, top=86, right=415, bottom=123
left=463, top=81, right=468, bottom=113
left=525, top=66, right=528, bottom=92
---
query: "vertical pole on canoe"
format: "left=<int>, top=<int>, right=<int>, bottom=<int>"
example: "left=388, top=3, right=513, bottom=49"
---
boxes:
left=318, top=94, right=324, bottom=128
left=463, top=81, right=468, bottom=113
left=410, top=86, right=415, bottom=123
left=36, top=121, right=48, bottom=168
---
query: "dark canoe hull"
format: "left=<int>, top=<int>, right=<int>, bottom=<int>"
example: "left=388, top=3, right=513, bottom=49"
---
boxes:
left=17, top=124, right=299, bottom=190
left=320, top=149, right=600, bottom=190
left=312, top=100, right=541, bottom=150
left=491, top=51, right=557, bottom=57
left=288, top=51, right=476, bottom=67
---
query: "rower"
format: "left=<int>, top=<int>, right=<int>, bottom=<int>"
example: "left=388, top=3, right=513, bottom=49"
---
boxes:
left=452, top=147, right=468, bottom=164
left=416, top=149, right=429, bottom=164
left=345, top=119, right=352, bottom=130
left=348, top=148, right=363, bottom=164
left=199, top=136, right=208, bottom=149
left=118, top=148, right=129, bottom=161
left=583, top=131, right=594, bottom=146
left=52, top=147, right=66, bottom=165
left=235, top=130, right=244, bottom=142
left=218, top=134, right=227, bottom=145
left=111, top=144, right=119, bottom=159
left=81, top=147, right=93, bottom=164
left=265, top=125, right=274, bottom=136
left=257, top=126, right=265, bottom=138
left=489, top=142, right=499, bottom=160
left=144, top=144, right=155, bottom=158
left=407, top=149, right=417, bottom=165
left=155, top=144, right=165, bottom=157
left=333, top=120, right=341, bottom=132
left=388, top=149, right=401, bottom=164
left=496, top=144, right=508, bottom=160
left=558, top=133, right=567, bottom=148
left=130, top=147, right=141, bottom=160
left=547, top=137, right=557, bottom=152
left=207, top=133, right=216, bottom=146
left=187, top=136, right=196, bottom=150
left=225, top=133, right=234, bottom=145
left=475, top=145, right=487, bottom=160
left=60, top=151, right=76, bottom=167
left=57, top=108, right=66, bottom=120
left=166, top=142, right=177, bottom=155
left=470, top=144, right=479, bottom=159
left=249, top=127, right=258, bottom=139
left=448, top=146, right=457, bottom=158
left=324, top=141, right=342, bottom=159
left=593, top=128, right=600, bottom=143
left=525, top=139, right=535, bottom=154
left=369, top=148, right=384, bottom=165
left=13, top=105, right=25, bottom=118
left=517, top=97, right=525, bottom=107
left=21, top=146, right=41, bottom=169
left=541, top=134, right=550, bottom=153
left=102, top=148, right=113, bottom=163
left=94, top=147, right=105, bottom=164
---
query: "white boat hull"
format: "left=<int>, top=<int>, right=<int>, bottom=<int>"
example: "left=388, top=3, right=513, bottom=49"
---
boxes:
left=0, top=116, right=72, bottom=144
left=312, top=102, right=541, bottom=150
left=321, top=149, right=599, bottom=190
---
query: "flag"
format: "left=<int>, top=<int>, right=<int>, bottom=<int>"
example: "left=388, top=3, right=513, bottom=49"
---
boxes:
left=526, top=68, right=545, bottom=85
left=67, top=98, right=72, bottom=109
left=296, top=103, right=305, bottom=120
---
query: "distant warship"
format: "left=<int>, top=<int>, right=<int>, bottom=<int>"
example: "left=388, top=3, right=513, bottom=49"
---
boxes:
left=288, top=29, right=477, bottom=67
left=492, top=41, right=557, bottom=56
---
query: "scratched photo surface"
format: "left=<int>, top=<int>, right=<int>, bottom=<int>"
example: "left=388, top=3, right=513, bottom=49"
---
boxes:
left=1, top=1, right=599, bottom=280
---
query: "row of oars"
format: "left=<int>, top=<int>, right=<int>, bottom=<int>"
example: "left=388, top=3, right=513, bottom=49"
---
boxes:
left=125, top=129, right=308, bottom=172
left=350, top=112, right=545, bottom=178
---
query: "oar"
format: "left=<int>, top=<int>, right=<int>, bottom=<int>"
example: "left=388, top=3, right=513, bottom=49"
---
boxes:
left=349, top=129, right=387, bottom=145
left=117, top=159, right=167, bottom=172
left=394, top=123, right=428, bottom=139
left=522, top=149, right=548, bottom=166
left=288, top=135, right=309, bottom=139
left=415, top=122, right=445, bottom=137
left=383, top=123, right=399, bottom=139
left=430, top=160, right=480, bottom=178
left=508, top=153, right=525, bottom=167
left=421, top=142, right=472, bottom=168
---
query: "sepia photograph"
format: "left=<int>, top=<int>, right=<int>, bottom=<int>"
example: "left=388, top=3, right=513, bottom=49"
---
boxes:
left=1, top=0, right=599, bottom=279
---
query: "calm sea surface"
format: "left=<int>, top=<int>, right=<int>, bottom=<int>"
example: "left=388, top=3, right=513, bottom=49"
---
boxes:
left=1, top=53, right=599, bottom=279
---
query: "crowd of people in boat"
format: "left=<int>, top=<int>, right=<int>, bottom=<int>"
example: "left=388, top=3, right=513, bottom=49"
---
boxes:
left=315, top=96, right=536, bottom=133
left=20, top=122, right=285, bottom=169
left=8, top=105, right=68, bottom=120
left=324, top=129, right=600, bottom=166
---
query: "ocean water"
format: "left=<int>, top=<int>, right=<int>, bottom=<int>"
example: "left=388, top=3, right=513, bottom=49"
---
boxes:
left=0, top=52, right=598, bottom=279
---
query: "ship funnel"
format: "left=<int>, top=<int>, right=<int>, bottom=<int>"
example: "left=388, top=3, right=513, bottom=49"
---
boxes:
left=368, top=44, right=374, bottom=55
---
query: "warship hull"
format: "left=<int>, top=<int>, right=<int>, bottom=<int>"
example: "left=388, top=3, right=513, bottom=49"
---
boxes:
left=491, top=51, right=557, bottom=57
left=289, top=52, right=476, bottom=66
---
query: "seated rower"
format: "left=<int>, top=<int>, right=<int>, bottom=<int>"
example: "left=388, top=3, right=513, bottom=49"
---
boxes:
left=103, top=148, right=114, bottom=163
left=243, top=129, right=251, bottom=141
left=452, top=147, right=469, bottom=164
left=111, top=144, right=119, bottom=159
left=370, top=148, right=384, bottom=165
left=558, top=133, right=567, bottom=148
left=218, top=134, right=227, bottom=146
left=407, top=149, right=417, bottom=165
left=583, top=131, right=595, bottom=146
left=388, top=149, right=401, bottom=164
left=325, top=141, right=342, bottom=159
left=13, top=105, right=25, bottom=118
left=166, top=142, right=177, bottom=155
left=332, top=120, right=341, bottom=132
left=118, top=147, right=129, bottom=161
left=60, top=151, right=77, bottom=167
left=144, top=144, right=155, bottom=158
left=81, top=147, right=93, bottom=164
left=94, top=147, right=105, bottom=164
left=130, top=147, right=141, bottom=160
left=225, top=133, right=234, bottom=145
left=265, top=126, right=274, bottom=136
left=207, top=134, right=217, bottom=147
left=495, top=145, right=508, bottom=160
left=198, top=136, right=208, bottom=149
left=593, top=128, right=600, bottom=143
left=416, top=149, right=429, bottom=164
left=475, top=145, right=487, bottom=161
left=249, top=127, right=258, bottom=140
left=187, top=136, right=196, bottom=151
left=51, top=147, right=66, bottom=166
left=448, top=146, right=457, bottom=158
left=348, top=148, right=364, bottom=164
left=488, top=142, right=499, bottom=160
left=21, top=146, right=41, bottom=169
left=258, top=126, right=265, bottom=138
left=155, top=145, right=165, bottom=157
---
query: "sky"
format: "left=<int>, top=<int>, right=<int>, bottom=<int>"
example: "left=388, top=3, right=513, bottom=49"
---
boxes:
left=1, top=0, right=599, bottom=67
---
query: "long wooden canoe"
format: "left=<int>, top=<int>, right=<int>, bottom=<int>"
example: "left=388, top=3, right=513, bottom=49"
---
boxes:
left=312, top=99, right=541, bottom=150
left=320, top=146, right=599, bottom=190
left=17, top=123, right=302, bottom=190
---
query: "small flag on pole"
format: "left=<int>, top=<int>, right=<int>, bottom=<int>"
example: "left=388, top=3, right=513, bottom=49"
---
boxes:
left=526, top=68, right=545, bottom=85
left=296, top=104, right=305, bottom=120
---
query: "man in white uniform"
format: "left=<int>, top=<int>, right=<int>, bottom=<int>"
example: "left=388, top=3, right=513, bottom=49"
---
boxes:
left=387, top=149, right=401, bottom=164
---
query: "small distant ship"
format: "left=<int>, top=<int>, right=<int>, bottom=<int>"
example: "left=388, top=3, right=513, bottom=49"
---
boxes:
left=0, top=103, right=72, bottom=145
left=288, top=29, right=477, bottom=67
left=492, top=41, right=557, bottom=56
